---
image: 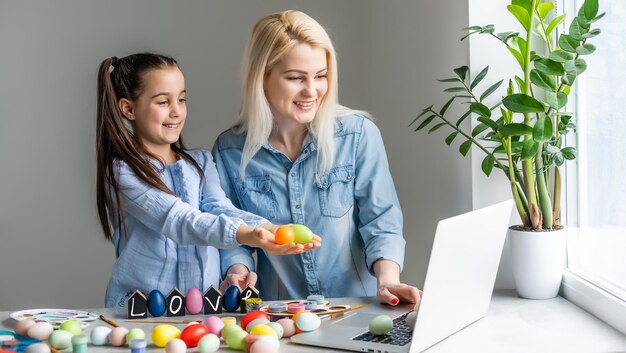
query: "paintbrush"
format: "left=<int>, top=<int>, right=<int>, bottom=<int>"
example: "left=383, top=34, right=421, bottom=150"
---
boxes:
left=323, top=303, right=368, bottom=319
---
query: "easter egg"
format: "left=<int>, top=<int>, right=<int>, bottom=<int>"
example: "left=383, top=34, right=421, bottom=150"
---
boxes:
left=27, top=322, right=54, bottom=340
left=151, top=324, right=181, bottom=348
left=14, top=319, right=36, bottom=336
left=59, top=319, right=82, bottom=336
left=185, top=288, right=204, bottom=314
left=369, top=314, right=393, bottom=335
left=245, top=317, right=270, bottom=333
left=405, top=311, right=418, bottom=330
left=249, top=324, right=278, bottom=339
left=48, top=329, right=73, bottom=349
left=221, top=324, right=243, bottom=341
left=165, top=338, right=187, bottom=353
left=23, top=342, right=51, bottom=353
left=223, top=285, right=241, bottom=312
left=266, top=322, right=284, bottom=339
left=148, top=289, right=167, bottom=317
left=126, top=327, right=146, bottom=345
left=224, top=327, right=248, bottom=351
left=180, top=323, right=209, bottom=348
left=108, top=326, right=129, bottom=346
left=197, top=333, right=220, bottom=353
left=276, top=318, right=296, bottom=338
left=203, top=316, right=225, bottom=336
left=249, top=340, right=280, bottom=353
left=90, top=326, right=112, bottom=345
left=291, top=224, right=313, bottom=243
left=274, top=225, right=296, bottom=244
left=241, top=310, right=270, bottom=331
left=296, top=312, right=321, bottom=332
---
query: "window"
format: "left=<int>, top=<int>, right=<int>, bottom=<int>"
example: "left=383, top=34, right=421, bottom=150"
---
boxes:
left=561, top=0, right=626, bottom=334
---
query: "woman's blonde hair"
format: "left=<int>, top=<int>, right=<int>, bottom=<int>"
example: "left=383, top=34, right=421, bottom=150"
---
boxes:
left=235, top=10, right=361, bottom=177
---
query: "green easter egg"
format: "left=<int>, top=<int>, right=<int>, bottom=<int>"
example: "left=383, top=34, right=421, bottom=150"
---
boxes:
left=291, top=224, right=313, bottom=244
left=224, top=327, right=248, bottom=351
left=369, top=315, right=393, bottom=335
left=49, top=329, right=73, bottom=349
left=126, top=327, right=146, bottom=344
left=59, top=319, right=82, bottom=336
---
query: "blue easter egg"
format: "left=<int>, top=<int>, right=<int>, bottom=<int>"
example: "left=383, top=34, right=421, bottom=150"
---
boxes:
left=148, top=289, right=166, bottom=317
left=223, top=285, right=241, bottom=312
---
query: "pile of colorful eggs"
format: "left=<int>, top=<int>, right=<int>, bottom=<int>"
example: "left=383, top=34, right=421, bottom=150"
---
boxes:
left=14, top=308, right=323, bottom=353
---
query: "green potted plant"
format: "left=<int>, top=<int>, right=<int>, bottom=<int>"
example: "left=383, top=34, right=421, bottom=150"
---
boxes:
left=410, top=0, right=603, bottom=299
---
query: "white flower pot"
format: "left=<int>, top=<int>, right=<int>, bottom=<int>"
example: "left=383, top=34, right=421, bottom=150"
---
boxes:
left=509, top=226, right=566, bottom=299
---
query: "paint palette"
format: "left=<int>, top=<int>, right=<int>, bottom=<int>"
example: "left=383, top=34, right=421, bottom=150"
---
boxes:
left=0, top=330, right=41, bottom=352
left=259, top=300, right=351, bottom=317
left=10, top=309, right=99, bottom=329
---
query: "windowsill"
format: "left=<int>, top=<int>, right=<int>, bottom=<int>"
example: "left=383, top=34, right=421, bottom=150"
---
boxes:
left=561, top=269, right=626, bottom=335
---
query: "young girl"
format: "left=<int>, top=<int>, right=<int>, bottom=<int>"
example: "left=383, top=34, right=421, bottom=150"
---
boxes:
left=96, top=53, right=320, bottom=307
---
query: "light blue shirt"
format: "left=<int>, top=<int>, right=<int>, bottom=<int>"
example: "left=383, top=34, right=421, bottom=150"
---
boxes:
left=213, top=114, right=405, bottom=300
left=105, top=150, right=267, bottom=307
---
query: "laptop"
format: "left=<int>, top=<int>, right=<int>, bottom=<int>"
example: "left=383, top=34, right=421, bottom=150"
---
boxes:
left=291, top=200, right=513, bottom=353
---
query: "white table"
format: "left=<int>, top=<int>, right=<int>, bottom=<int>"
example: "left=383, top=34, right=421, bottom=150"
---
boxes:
left=2, top=290, right=625, bottom=352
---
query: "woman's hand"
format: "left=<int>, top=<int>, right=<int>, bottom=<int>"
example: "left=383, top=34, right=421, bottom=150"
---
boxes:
left=373, top=259, right=421, bottom=306
left=237, top=224, right=321, bottom=255
left=220, top=264, right=257, bottom=292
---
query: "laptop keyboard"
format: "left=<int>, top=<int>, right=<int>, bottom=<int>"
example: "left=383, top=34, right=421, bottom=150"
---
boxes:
left=352, top=312, right=412, bottom=346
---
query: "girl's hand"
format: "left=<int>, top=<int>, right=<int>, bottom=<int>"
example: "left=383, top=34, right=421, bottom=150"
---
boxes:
left=220, top=264, right=257, bottom=292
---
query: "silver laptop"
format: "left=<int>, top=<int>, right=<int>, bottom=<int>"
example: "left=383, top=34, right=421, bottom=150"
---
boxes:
left=291, top=200, right=513, bottom=353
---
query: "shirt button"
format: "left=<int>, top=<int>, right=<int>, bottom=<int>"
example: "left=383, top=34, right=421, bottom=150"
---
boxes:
left=295, top=204, right=301, bottom=209
left=347, top=175, right=352, bottom=181
left=291, top=172, right=296, bottom=177
left=304, top=149, right=309, bottom=154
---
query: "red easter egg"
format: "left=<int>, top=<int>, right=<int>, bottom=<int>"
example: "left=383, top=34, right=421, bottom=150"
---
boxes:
left=180, top=323, right=209, bottom=348
left=241, top=310, right=270, bottom=331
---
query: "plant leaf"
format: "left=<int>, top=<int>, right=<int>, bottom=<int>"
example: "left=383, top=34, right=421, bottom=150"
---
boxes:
left=480, top=80, right=504, bottom=102
left=530, top=69, right=557, bottom=91
left=583, top=0, right=599, bottom=21
left=564, top=58, right=587, bottom=76
left=502, top=94, right=545, bottom=113
left=445, top=132, right=458, bottom=145
left=499, top=123, right=533, bottom=137
left=440, top=96, right=456, bottom=115
left=456, top=110, right=472, bottom=127
left=454, top=66, right=469, bottom=81
left=459, top=139, right=472, bottom=156
left=546, top=14, right=567, bottom=37
left=582, top=28, right=601, bottom=38
left=537, top=2, right=554, bottom=20
left=576, top=43, right=596, bottom=55
left=415, top=115, right=436, bottom=131
left=549, top=50, right=574, bottom=63
left=444, top=87, right=467, bottom=93
left=562, top=74, right=576, bottom=86
left=507, top=47, right=525, bottom=68
left=472, top=123, right=489, bottom=137
left=534, top=58, right=565, bottom=76
left=521, top=138, right=538, bottom=160
left=561, top=146, right=576, bottom=159
left=409, top=105, right=433, bottom=126
left=438, top=78, right=461, bottom=83
left=481, top=155, right=496, bottom=176
left=507, top=4, right=531, bottom=31
left=477, top=116, right=499, bottom=131
left=428, top=122, right=448, bottom=134
left=569, top=17, right=585, bottom=41
left=559, top=34, right=580, bottom=53
left=533, top=116, right=553, bottom=142
left=496, top=31, right=519, bottom=43
left=470, top=102, right=491, bottom=118
left=545, top=91, right=568, bottom=109
left=471, top=66, right=489, bottom=89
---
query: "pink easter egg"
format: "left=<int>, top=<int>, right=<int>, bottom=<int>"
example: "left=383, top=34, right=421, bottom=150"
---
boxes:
left=185, top=288, right=203, bottom=314
left=108, top=326, right=129, bottom=347
left=276, top=318, right=296, bottom=338
left=14, top=319, right=36, bottom=336
left=27, top=322, right=54, bottom=340
left=203, top=316, right=225, bottom=336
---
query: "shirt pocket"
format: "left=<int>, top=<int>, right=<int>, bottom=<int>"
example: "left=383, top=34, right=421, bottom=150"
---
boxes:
left=235, top=175, right=277, bottom=220
left=315, top=165, right=355, bottom=217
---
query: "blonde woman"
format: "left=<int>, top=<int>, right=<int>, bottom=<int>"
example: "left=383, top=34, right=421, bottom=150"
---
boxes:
left=213, top=10, right=420, bottom=305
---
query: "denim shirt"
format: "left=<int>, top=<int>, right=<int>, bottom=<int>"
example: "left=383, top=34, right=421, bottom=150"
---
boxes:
left=104, top=150, right=267, bottom=307
left=212, top=114, right=405, bottom=300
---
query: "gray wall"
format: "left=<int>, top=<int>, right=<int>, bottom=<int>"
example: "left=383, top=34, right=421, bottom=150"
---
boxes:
left=0, top=0, right=471, bottom=310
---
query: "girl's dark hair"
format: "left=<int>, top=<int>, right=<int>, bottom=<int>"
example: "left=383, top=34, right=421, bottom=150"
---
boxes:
left=96, top=53, right=203, bottom=241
